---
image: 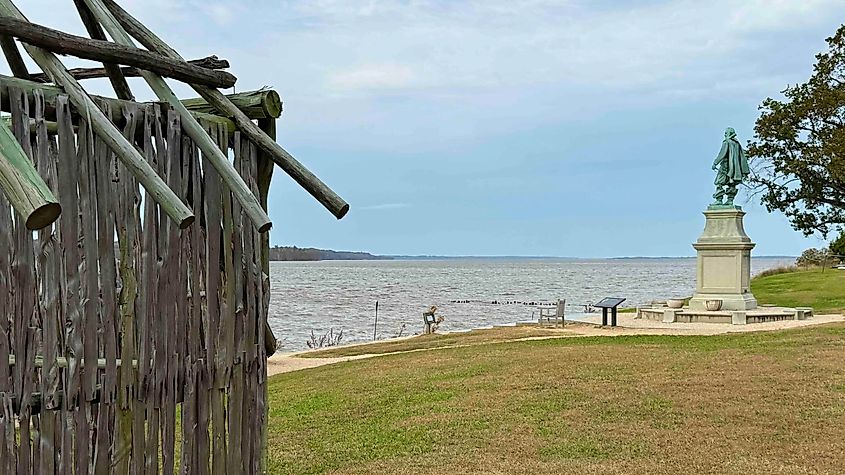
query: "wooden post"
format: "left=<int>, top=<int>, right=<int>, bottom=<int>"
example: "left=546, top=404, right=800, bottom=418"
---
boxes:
left=0, top=119, right=60, bottom=229
left=0, top=0, right=195, bottom=228
left=0, top=16, right=237, bottom=89
left=81, top=0, right=272, bottom=232
left=102, top=0, right=351, bottom=221
left=257, top=118, right=277, bottom=357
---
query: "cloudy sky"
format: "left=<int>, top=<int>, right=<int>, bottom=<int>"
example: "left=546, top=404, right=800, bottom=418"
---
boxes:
left=8, top=1, right=844, bottom=256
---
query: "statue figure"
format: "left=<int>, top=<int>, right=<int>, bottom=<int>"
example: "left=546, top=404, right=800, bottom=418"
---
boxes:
left=711, top=127, right=750, bottom=206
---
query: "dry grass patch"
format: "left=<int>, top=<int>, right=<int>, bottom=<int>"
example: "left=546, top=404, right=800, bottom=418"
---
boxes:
left=296, top=325, right=580, bottom=358
left=267, top=324, right=845, bottom=474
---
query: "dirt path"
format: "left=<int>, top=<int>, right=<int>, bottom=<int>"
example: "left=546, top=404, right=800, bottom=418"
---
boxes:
left=267, top=314, right=845, bottom=377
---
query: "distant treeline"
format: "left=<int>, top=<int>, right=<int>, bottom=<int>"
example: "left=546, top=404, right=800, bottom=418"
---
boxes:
left=268, top=246, right=392, bottom=261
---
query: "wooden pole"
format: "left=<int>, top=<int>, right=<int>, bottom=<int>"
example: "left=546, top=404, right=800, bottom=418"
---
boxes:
left=0, top=16, right=237, bottom=89
left=71, top=0, right=133, bottom=100
left=0, top=119, right=60, bottom=229
left=102, top=0, right=351, bottom=221
left=28, top=55, right=229, bottom=83
left=0, top=0, right=195, bottom=228
left=0, top=34, right=28, bottom=78
left=81, top=0, right=272, bottom=232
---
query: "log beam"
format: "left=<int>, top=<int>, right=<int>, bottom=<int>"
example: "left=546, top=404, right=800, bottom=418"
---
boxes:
left=28, top=55, right=229, bottom=83
left=103, top=0, right=351, bottom=220
left=82, top=0, right=271, bottom=232
left=0, top=120, right=61, bottom=229
left=0, top=16, right=237, bottom=89
left=0, top=0, right=195, bottom=228
left=181, top=88, right=281, bottom=120
left=71, top=0, right=133, bottom=100
left=0, top=34, right=28, bottom=78
left=1, top=74, right=266, bottom=122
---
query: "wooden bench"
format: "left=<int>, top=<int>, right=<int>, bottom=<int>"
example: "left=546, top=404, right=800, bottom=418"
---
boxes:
left=538, top=299, right=565, bottom=327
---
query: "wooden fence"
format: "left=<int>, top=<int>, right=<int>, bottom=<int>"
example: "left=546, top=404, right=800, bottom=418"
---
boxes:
left=0, top=86, right=270, bottom=473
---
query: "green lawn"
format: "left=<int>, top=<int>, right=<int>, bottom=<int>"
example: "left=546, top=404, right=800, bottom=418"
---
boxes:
left=267, top=323, right=845, bottom=474
left=752, top=268, right=845, bottom=313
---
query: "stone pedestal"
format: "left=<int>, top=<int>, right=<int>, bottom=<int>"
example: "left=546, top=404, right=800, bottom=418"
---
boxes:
left=688, top=206, right=758, bottom=311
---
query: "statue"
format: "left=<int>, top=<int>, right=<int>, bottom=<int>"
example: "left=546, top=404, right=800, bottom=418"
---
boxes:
left=711, top=127, right=749, bottom=206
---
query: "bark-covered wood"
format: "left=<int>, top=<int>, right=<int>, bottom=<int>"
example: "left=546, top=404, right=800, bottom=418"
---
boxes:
left=71, top=0, right=133, bottom=100
left=0, top=0, right=195, bottom=228
left=0, top=16, right=237, bottom=89
left=0, top=118, right=60, bottom=229
left=83, top=0, right=272, bottom=233
left=0, top=4, right=279, bottom=472
left=0, top=74, right=247, bottom=128
left=28, top=55, right=229, bottom=84
left=181, top=88, right=281, bottom=119
left=0, top=34, right=28, bottom=78
left=102, top=0, right=351, bottom=221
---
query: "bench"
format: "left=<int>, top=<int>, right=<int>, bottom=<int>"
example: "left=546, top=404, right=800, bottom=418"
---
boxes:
left=538, top=299, right=565, bottom=327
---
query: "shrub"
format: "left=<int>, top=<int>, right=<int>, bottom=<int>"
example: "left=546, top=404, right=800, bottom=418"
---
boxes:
left=306, top=328, right=344, bottom=349
left=755, top=265, right=798, bottom=278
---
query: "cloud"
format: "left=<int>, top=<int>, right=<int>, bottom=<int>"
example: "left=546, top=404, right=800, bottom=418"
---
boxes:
left=358, top=203, right=411, bottom=211
left=328, top=64, right=417, bottom=91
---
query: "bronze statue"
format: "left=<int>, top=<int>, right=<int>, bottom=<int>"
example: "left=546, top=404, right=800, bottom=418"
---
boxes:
left=712, top=127, right=750, bottom=206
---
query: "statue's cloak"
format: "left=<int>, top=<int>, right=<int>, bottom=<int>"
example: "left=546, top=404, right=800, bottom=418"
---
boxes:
left=714, top=129, right=749, bottom=185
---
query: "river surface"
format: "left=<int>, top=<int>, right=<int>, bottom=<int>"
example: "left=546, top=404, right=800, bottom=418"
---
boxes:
left=267, top=257, right=792, bottom=351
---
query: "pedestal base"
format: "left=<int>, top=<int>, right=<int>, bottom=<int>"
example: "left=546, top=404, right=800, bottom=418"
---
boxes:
left=688, top=293, right=757, bottom=311
left=690, top=207, right=758, bottom=312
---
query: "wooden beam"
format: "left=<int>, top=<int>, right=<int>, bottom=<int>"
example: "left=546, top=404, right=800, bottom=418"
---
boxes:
left=0, top=120, right=61, bottom=229
left=103, top=0, right=351, bottom=220
left=82, top=0, right=271, bottom=232
left=1, top=73, right=261, bottom=123
left=0, top=0, right=195, bottom=229
left=181, top=88, right=281, bottom=120
left=0, top=34, right=28, bottom=77
left=28, top=55, right=229, bottom=83
left=2, top=112, right=236, bottom=138
left=71, top=0, right=133, bottom=100
left=0, top=16, right=237, bottom=89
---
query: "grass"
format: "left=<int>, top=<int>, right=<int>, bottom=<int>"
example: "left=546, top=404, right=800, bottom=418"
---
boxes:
left=267, top=323, right=845, bottom=474
left=298, top=325, right=572, bottom=358
left=752, top=268, right=845, bottom=314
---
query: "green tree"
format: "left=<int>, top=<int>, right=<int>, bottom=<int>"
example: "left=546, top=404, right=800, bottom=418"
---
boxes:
left=795, top=247, right=831, bottom=268
left=831, top=231, right=845, bottom=256
left=748, top=25, right=845, bottom=237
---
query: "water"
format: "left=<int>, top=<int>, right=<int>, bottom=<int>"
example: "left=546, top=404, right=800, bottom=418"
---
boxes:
left=267, top=257, right=793, bottom=351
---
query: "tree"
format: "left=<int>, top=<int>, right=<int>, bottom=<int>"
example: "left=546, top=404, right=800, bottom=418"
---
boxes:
left=795, top=247, right=830, bottom=268
left=747, top=25, right=845, bottom=237
left=831, top=231, right=845, bottom=256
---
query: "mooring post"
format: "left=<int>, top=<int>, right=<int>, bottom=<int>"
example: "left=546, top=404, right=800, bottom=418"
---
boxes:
left=373, top=300, right=379, bottom=341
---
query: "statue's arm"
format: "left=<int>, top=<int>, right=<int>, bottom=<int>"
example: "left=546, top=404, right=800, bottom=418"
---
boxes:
left=712, top=142, right=728, bottom=170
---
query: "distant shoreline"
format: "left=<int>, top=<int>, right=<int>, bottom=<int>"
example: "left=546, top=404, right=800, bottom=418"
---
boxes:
left=269, top=248, right=796, bottom=262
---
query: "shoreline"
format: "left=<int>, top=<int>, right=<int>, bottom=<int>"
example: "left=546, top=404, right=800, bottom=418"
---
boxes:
left=267, top=313, right=845, bottom=376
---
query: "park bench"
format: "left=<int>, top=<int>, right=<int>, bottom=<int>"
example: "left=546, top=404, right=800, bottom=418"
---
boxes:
left=538, top=299, right=565, bottom=327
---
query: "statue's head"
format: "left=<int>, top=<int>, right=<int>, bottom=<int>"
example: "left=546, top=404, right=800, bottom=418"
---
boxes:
left=724, top=127, right=736, bottom=140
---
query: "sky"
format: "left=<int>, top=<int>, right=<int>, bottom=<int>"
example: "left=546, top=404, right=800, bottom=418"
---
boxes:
left=7, top=0, right=844, bottom=257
